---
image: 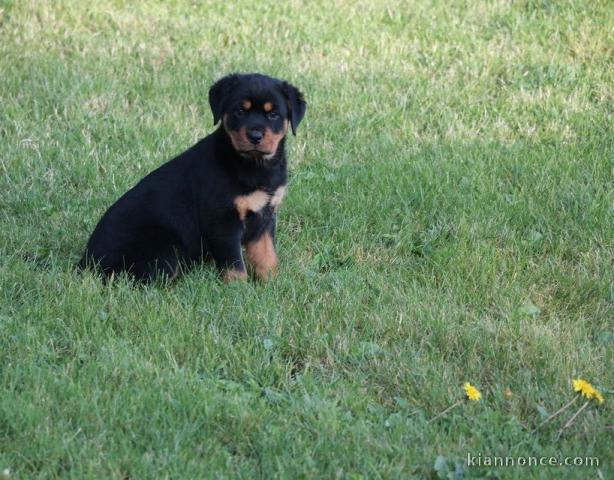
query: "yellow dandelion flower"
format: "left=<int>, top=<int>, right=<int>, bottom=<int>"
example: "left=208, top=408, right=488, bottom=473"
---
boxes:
left=573, top=379, right=596, bottom=400
left=594, top=390, right=604, bottom=404
left=573, top=378, right=604, bottom=404
left=463, top=382, right=481, bottom=401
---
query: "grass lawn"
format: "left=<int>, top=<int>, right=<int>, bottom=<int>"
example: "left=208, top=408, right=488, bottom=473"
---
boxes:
left=1, top=0, right=612, bottom=478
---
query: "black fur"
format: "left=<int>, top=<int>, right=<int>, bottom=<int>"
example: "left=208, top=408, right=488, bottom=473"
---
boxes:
left=79, top=73, right=306, bottom=282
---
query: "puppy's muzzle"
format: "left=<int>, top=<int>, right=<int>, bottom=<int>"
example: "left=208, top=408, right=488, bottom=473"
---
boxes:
left=247, top=127, right=264, bottom=145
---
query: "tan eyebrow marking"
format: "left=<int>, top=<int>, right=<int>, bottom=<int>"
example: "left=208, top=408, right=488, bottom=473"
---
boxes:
left=263, top=101, right=273, bottom=112
left=242, top=99, right=252, bottom=110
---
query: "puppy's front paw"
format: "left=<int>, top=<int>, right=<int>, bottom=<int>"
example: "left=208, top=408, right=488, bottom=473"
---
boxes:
left=222, top=268, right=248, bottom=283
left=254, top=264, right=278, bottom=282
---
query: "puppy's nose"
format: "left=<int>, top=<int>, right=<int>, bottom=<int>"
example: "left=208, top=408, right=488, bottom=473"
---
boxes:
left=247, top=128, right=264, bottom=144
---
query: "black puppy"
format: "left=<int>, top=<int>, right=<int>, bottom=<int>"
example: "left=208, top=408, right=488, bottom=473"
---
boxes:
left=79, top=73, right=306, bottom=282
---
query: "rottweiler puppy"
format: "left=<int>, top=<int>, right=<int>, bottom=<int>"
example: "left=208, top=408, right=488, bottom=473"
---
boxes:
left=79, top=73, right=306, bottom=282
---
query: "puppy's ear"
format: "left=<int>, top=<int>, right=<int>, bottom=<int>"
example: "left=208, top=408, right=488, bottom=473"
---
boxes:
left=209, top=74, right=240, bottom=125
left=281, top=81, right=307, bottom=135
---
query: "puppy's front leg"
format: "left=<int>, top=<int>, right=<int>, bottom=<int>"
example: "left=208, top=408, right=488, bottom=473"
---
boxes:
left=246, top=219, right=278, bottom=282
left=207, top=228, right=247, bottom=282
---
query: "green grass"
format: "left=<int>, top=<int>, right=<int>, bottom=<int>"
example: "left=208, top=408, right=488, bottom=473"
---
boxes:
left=1, top=0, right=613, bottom=478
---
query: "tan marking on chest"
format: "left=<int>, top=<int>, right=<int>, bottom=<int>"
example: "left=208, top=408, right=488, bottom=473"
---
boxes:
left=270, top=185, right=287, bottom=211
left=234, top=190, right=270, bottom=220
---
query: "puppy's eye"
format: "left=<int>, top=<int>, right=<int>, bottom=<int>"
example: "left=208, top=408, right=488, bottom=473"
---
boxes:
left=235, top=108, right=246, bottom=116
left=267, top=112, right=280, bottom=121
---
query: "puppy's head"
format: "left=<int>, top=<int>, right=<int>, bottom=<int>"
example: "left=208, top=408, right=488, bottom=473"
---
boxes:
left=209, top=73, right=306, bottom=160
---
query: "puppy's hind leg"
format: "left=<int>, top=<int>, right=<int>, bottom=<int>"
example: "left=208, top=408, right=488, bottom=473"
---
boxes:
left=129, top=244, right=184, bottom=283
left=126, top=228, right=186, bottom=283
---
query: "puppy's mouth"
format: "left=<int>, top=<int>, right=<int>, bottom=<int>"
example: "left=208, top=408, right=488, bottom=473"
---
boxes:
left=237, top=149, right=273, bottom=158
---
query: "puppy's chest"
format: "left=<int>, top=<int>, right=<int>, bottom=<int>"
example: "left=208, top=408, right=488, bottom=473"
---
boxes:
left=234, top=185, right=287, bottom=220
